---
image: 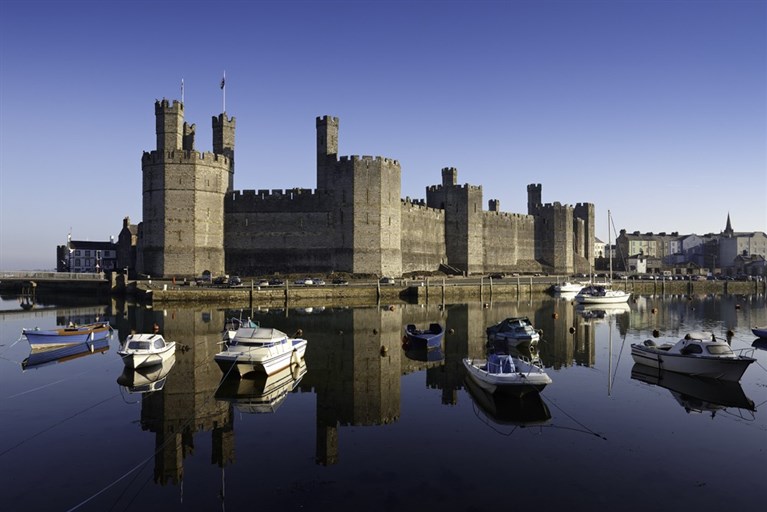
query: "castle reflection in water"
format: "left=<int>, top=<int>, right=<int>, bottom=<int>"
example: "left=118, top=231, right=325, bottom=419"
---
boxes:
left=111, top=297, right=624, bottom=485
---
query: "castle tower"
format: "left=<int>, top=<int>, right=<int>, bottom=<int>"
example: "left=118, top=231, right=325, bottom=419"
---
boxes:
left=316, top=116, right=339, bottom=191
left=139, top=99, right=233, bottom=278
left=156, top=99, right=184, bottom=151
left=213, top=113, right=236, bottom=191
left=527, top=183, right=542, bottom=215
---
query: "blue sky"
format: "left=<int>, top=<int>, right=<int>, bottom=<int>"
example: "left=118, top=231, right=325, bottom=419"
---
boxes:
left=1, top=0, right=765, bottom=270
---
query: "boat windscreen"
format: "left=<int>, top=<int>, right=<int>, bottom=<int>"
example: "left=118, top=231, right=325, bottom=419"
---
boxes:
left=706, top=345, right=734, bottom=355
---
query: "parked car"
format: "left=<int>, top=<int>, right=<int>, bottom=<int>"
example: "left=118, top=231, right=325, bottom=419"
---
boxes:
left=313, top=278, right=326, bottom=286
left=332, top=278, right=349, bottom=285
left=257, top=279, right=270, bottom=287
left=379, top=277, right=395, bottom=285
left=268, top=278, right=284, bottom=286
left=228, top=276, right=242, bottom=287
left=213, top=275, right=228, bottom=285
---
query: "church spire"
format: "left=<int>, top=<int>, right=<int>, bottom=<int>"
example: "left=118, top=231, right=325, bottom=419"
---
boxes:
left=723, top=213, right=734, bottom=237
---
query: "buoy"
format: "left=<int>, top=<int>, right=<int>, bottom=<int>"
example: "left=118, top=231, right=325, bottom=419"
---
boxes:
left=483, top=303, right=489, bottom=309
left=735, top=304, right=741, bottom=310
left=651, top=308, right=657, bottom=314
left=653, top=329, right=660, bottom=338
left=568, top=326, right=575, bottom=334
left=373, top=328, right=378, bottom=335
left=389, top=305, right=395, bottom=311
left=552, top=313, right=558, bottom=319
left=380, top=346, right=388, bottom=356
left=295, top=329, right=303, bottom=337
left=448, top=328, right=454, bottom=335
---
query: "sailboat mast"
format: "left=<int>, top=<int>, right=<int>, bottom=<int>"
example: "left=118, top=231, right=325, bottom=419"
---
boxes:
left=608, top=209, right=612, bottom=282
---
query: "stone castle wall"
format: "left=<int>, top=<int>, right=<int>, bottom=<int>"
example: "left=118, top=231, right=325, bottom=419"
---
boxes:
left=140, top=99, right=594, bottom=278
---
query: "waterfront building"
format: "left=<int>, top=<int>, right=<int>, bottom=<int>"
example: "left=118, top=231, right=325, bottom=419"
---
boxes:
left=56, top=233, right=117, bottom=273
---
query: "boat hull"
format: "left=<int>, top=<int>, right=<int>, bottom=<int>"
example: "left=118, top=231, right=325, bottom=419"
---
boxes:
left=22, top=323, right=112, bottom=348
left=630, top=346, right=755, bottom=381
left=216, top=339, right=307, bottom=377
left=404, top=324, right=444, bottom=349
left=752, top=327, right=767, bottom=338
left=118, top=342, right=176, bottom=369
left=575, top=293, right=631, bottom=304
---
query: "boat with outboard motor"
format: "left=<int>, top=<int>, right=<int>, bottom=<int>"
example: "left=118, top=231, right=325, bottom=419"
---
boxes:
left=463, top=353, right=552, bottom=395
left=486, top=316, right=540, bottom=347
left=117, top=333, right=177, bottom=369
left=215, top=320, right=307, bottom=377
left=630, top=331, right=756, bottom=381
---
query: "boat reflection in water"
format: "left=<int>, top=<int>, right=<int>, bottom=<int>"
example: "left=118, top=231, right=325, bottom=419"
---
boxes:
left=464, top=373, right=551, bottom=432
left=576, top=302, right=631, bottom=322
left=215, top=358, right=307, bottom=414
left=116, top=354, right=177, bottom=394
left=21, top=339, right=110, bottom=370
left=630, top=363, right=756, bottom=418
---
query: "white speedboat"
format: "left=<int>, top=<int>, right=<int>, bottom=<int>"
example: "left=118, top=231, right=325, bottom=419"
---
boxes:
left=118, top=333, right=177, bottom=369
left=574, top=285, right=631, bottom=304
left=215, top=323, right=307, bottom=377
left=463, top=354, right=552, bottom=395
left=630, top=331, right=756, bottom=381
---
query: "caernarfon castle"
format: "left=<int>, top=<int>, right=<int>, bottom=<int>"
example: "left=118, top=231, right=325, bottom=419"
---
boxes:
left=134, top=99, right=595, bottom=279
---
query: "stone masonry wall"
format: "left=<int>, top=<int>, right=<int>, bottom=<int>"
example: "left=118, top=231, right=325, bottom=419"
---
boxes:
left=400, top=200, right=446, bottom=274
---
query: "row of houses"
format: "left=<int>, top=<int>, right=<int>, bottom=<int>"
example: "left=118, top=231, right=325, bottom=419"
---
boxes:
left=59, top=214, right=765, bottom=278
left=594, top=214, right=767, bottom=277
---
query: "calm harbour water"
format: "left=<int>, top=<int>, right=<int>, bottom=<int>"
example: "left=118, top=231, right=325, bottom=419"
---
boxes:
left=0, top=293, right=765, bottom=512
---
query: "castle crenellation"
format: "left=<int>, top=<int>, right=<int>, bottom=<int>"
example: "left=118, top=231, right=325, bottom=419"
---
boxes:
left=137, top=98, right=594, bottom=278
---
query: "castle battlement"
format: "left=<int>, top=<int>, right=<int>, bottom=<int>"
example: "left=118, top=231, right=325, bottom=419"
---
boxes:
left=426, top=183, right=482, bottom=192
left=142, top=150, right=231, bottom=166
left=155, top=98, right=183, bottom=113
left=540, top=201, right=574, bottom=211
left=402, top=198, right=443, bottom=216
left=316, top=115, right=339, bottom=125
left=225, top=187, right=335, bottom=213
left=485, top=210, right=531, bottom=221
left=338, top=154, right=400, bottom=166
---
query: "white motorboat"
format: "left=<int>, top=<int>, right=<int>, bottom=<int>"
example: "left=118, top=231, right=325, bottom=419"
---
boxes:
left=117, top=333, right=176, bottom=369
left=215, top=322, right=307, bottom=377
left=553, top=281, right=585, bottom=293
left=463, top=354, right=552, bottom=395
left=574, top=285, right=631, bottom=304
left=630, top=331, right=756, bottom=381
left=486, top=316, right=540, bottom=346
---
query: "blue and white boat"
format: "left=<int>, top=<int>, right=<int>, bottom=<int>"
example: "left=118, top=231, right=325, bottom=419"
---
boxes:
left=22, top=322, right=113, bottom=349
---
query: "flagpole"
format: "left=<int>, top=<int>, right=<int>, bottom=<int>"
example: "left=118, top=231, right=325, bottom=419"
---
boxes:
left=222, top=71, right=226, bottom=113
left=181, top=78, right=184, bottom=103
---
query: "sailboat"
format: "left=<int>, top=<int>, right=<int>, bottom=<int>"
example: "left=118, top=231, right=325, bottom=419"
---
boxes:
left=576, top=210, right=631, bottom=305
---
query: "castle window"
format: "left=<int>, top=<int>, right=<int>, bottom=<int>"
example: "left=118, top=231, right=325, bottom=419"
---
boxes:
left=245, top=218, right=248, bottom=227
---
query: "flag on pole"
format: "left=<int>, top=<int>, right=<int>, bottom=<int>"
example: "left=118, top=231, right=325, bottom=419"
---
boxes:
left=220, top=74, right=225, bottom=89
left=181, top=78, right=184, bottom=102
